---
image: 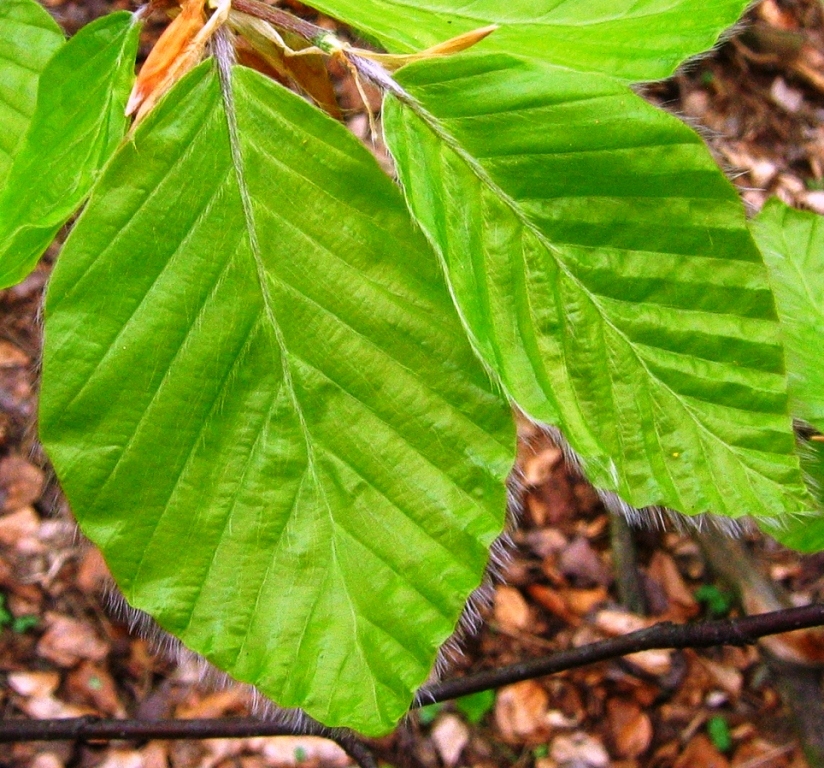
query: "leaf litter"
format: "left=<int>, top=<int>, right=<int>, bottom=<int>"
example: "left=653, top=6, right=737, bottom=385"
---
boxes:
left=2, top=0, right=824, bottom=766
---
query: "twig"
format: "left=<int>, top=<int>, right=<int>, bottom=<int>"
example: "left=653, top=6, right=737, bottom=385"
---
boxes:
left=416, top=603, right=824, bottom=703
left=0, top=605, right=821, bottom=747
left=230, top=0, right=326, bottom=44
left=0, top=714, right=377, bottom=768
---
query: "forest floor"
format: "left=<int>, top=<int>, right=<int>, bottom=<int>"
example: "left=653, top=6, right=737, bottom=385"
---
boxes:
left=1, top=1, right=824, bottom=767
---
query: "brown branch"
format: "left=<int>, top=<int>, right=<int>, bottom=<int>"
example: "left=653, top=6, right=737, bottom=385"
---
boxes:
left=417, top=603, right=824, bottom=704
left=0, top=713, right=377, bottom=768
left=230, top=0, right=327, bottom=44
left=0, top=605, right=821, bottom=749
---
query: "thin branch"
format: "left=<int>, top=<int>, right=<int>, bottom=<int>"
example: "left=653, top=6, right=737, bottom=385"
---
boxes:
left=0, top=714, right=377, bottom=768
left=0, top=605, right=821, bottom=749
left=230, top=0, right=326, bottom=44
left=417, top=603, right=824, bottom=704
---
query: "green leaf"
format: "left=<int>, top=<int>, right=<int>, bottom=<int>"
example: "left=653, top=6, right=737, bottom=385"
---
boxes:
left=40, top=61, right=514, bottom=736
left=694, top=584, right=733, bottom=618
left=707, top=715, right=732, bottom=753
left=384, top=53, right=810, bottom=522
left=455, top=688, right=495, bottom=724
left=751, top=199, right=824, bottom=432
left=750, top=200, right=824, bottom=552
left=11, top=614, right=38, bottom=633
left=417, top=701, right=445, bottom=725
left=0, top=0, right=63, bottom=183
left=0, top=593, right=11, bottom=628
left=310, top=0, right=748, bottom=81
left=0, top=12, right=140, bottom=289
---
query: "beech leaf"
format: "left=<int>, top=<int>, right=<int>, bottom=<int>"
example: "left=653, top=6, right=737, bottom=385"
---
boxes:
left=384, top=54, right=811, bottom=522
left=41, top=61, right=514, bottom=736
left=0, top=12, right=140, bottom=288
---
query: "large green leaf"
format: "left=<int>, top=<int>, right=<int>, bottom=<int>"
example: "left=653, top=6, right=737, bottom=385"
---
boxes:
left=750, top=199, right=824, bottom=552
left=0, top=12, right=140, bottom=289
left=311, top=0, right=748, bottom=81
left=752, top=199, right=824, bottom=432
left=41, top=60, right=514, bottom=736
left=0, top=0, right=63, bottom=183
left=384, top=53, right=811, bottom=521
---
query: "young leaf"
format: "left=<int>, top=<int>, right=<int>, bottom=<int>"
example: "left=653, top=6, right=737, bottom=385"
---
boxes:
left=0, top=0, right=64, bottom=184
left=750, top=199, right=824, bottom=552
left=308, top=0, right=748, bottom=81
left=751, top=199, right=824, bottom=432
left=0, top=12, right=140, bottom=290
left=384, top=54, right=811, bottom=522
left=40, top=61, right=514, bottom=736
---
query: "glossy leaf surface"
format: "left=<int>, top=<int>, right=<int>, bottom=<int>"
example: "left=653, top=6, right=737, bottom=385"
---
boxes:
left=0, top=0, right=63, bottom=183
left=0, top=12, right=140, bottom=289
left=41, top=62, right=514, bottom=736
left=384, top=54, right=810, bottom=521
left=311, top=0, right=748, bottom=81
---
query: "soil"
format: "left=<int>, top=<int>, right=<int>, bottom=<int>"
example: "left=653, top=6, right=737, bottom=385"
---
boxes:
left=1, top=2, right=823, bottom=767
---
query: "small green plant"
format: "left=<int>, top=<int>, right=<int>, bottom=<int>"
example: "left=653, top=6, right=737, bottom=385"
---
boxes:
left=417, top=701, right=445, bottom=726
left=694, top=584, right=734, bottom=618
left=707, top=715, right=733, bottom=753
left=0, top=593, right=38, bottom=634
left=1, top=0, right=823, bottom=736
left=455, top=689, right=495, bottom=724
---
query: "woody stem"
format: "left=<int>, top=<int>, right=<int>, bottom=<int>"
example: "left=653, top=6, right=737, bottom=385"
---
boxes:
left=230, top=0, right=327, bottom=44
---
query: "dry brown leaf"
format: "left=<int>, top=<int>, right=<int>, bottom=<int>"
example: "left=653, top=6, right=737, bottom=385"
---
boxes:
left=562, top=587, right=609, bottom=618
left=593, top=609, right=651, bottom=636
left=0, top=506, right=42, bottom=551
left=95, top=750, right=144, bottom=768
left=126, top=0, right=206, bottom=118
left=176, top=687, right=248, bottom=718
left=625, top=649, right=673, bottom=677
left=66, top=661, right=126, bottom=717
left=494, top=585, right=531, bottom=632
left=647, top=551, right=698, bottom=614
left=589, top=615, right=673, bottom=674
left=550, top=733, right=610, bottom=768
left=431, top=713, right=470, bottom=767
left=607, top=700, right=653, bottom=759
left=528, top=584, right=580, bottom=626
left=30, top=754, right=64, bottom=768
left=250, top=736, right=349, bottom=766
left=675, top=735, right=730, bottom=768
left=732, top=738, right=793, bottom=768
left=7, top=670, right=60, bottom=698
left=523, top=447, right=564, bottom=486
left=0, top=341, right=29, bottom=368
left=495, top=680, right=551, bottom=742
left=37, top=613, right=109, bottom=667
left=20, top=694, right=95, bottom=720
left=558, top=537, right=611, bottom=588
left=759, top=0, right=799, bottom=30
left=699, top=657, right=743, bottom=698
left=524, top=529, right=568, bottom=559
left=0, top=457, right=44, bottom=513
left=76, top=547, right=111, bottom=594
left=141, top=742, right=171, bottom=768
